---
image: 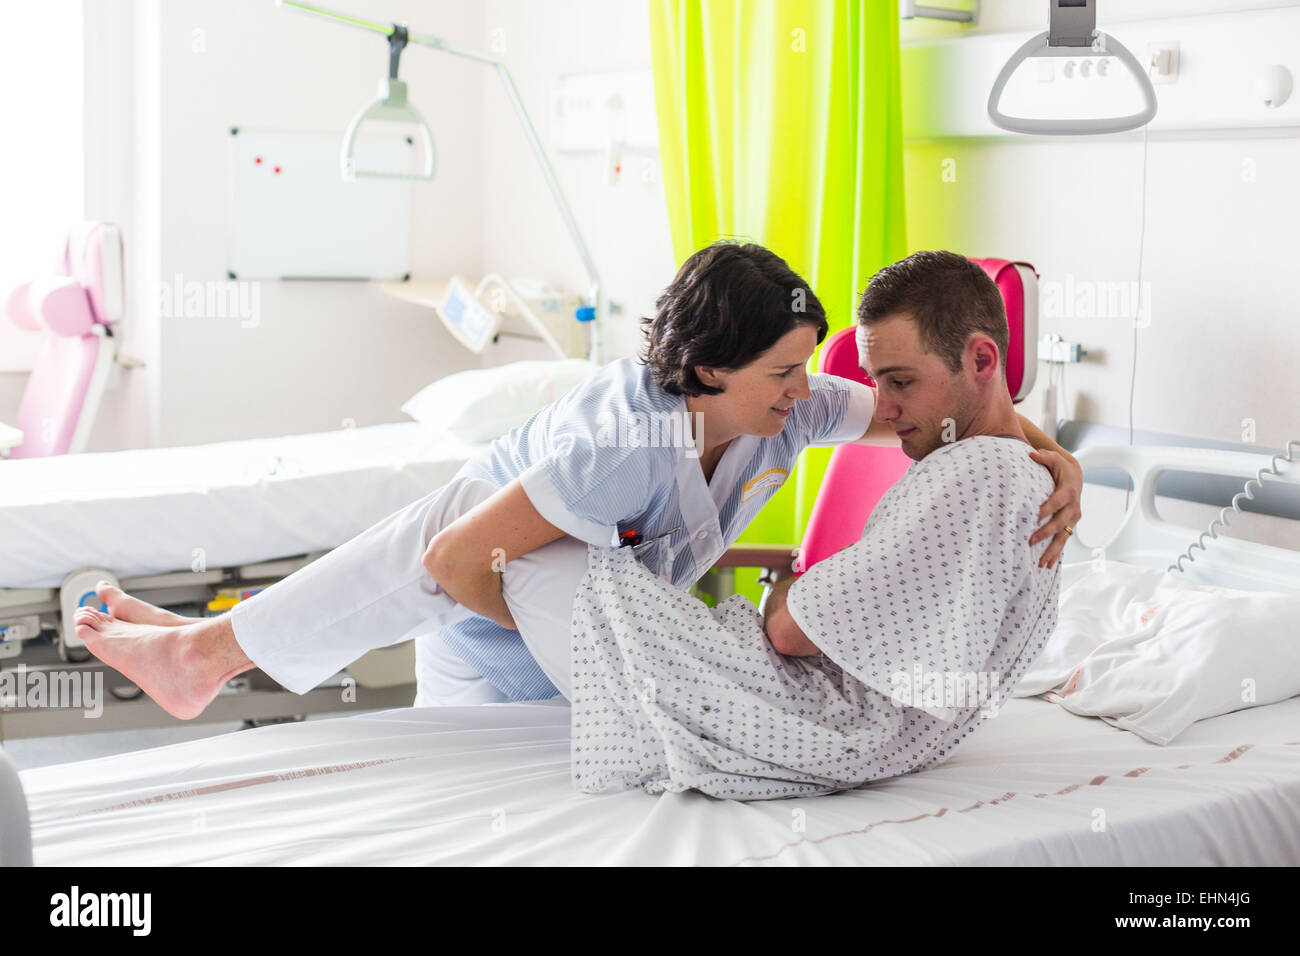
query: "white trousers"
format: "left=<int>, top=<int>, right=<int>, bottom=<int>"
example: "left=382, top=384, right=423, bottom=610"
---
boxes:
left=228, top=475, right=588, bottom=701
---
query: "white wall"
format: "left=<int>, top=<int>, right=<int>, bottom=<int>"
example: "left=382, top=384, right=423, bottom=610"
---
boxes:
left=152, top=0, right=678, bottom=447
left=902, top=0, right=1300, bottom=453
left=478, top=0, right=676, bottom=365
left=5, top=0, right=1293, bottom=466
left=149, top=0, right=488, bottom=447
left=1, top=0, right=675, bottom=451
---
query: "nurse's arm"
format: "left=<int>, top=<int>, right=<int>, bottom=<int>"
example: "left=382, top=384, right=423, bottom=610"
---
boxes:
left=422, top=480, right=568, bottom=631
left=763, top=577, right=821, bottom=657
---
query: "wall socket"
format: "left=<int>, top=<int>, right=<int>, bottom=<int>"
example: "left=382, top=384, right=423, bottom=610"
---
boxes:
left=1147, top=41, right=1181, bottom=84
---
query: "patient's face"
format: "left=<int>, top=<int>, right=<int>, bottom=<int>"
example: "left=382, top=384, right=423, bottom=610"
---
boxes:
left=859, top=315, right=977, bottom=461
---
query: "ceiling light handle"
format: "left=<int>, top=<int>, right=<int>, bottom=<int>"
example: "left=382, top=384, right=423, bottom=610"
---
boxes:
left=987, top=30, right=1158, bottom=135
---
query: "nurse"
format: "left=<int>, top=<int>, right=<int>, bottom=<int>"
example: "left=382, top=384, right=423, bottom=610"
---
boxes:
left=75, top=241, right=1082, bottom=720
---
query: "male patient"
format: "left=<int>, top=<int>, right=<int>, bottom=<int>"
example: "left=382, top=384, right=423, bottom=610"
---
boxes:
left=567, top=250, right=1065, bottom=798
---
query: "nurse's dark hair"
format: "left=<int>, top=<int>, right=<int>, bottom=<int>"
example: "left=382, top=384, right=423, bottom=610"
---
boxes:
left=641, top=240, right=828, bottom=397
left=856, top=250, right=1008, bottom=379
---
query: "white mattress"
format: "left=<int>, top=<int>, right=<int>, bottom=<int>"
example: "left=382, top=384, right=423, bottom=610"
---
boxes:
left=20, top=695, right=1300, bottom=866
left=0, top=423, right=485, bottom=588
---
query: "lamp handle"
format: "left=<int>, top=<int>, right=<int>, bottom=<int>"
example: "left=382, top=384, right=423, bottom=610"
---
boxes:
left=988, top=31, right=1158, bottom=135
left=339, top=84, right=437, bottom=181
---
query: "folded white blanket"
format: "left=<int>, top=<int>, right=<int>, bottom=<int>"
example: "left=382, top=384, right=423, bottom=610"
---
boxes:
left=1013, top=561, right=1300, bottom=744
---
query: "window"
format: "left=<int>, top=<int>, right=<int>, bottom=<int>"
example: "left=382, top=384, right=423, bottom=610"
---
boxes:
left=0, top=0, right=84, bottom=372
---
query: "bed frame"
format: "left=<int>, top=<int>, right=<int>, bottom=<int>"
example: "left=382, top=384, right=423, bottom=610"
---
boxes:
left=1061, top=442, right=1300, bottom=597
left=1, top=441, right=1296, bottom=866
left=0, top=551, right=417, bottom=742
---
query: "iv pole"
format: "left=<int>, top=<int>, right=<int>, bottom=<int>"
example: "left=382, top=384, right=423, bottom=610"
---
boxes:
left=279, top=0, right=606, bottom=364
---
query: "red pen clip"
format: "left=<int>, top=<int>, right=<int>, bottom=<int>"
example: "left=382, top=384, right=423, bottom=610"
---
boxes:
left=619, top=529, right=643, bottom=548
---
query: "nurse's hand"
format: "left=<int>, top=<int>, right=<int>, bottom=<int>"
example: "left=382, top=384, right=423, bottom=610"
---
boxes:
left=1027, top=448, right=1083, bottom=570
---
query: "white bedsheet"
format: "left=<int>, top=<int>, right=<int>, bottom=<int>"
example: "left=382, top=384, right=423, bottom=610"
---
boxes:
left=0, top=423, right=485, bottom=588
left=20, top=695, right=1300, bottom=866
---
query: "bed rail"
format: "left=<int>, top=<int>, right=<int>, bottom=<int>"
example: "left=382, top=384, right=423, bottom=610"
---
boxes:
left=1063, top=444, right=1300, bottom=596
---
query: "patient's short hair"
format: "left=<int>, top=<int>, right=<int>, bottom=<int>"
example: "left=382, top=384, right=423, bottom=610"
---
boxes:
left=642, top=240, right=828, bottom=396
left=856, top=250, right=1008, bottom=378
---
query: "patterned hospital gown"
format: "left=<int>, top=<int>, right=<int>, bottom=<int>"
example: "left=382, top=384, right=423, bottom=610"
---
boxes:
left=569, top=436, right=1063, bottom=800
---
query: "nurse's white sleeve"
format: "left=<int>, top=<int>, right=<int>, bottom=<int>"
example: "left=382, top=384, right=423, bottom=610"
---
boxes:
left=517, top=438, right=655, bottom=549
left=802, top=376, right=876, bottom=447
left=519, top=459, right=620, bottom=547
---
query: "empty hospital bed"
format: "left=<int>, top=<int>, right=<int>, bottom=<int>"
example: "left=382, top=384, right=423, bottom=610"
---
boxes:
left=0, top=306, right=597, bottom=738
left=3, top=439, right=1298, bottom=866
left=0, top=421, right=490, bottom=737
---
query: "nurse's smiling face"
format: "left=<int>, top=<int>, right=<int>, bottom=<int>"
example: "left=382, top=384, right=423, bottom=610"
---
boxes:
left=691, top=323, right=819, bottom=440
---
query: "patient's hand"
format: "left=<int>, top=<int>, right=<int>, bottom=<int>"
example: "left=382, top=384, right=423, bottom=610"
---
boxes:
left=762, top=576, right=822, bottom=657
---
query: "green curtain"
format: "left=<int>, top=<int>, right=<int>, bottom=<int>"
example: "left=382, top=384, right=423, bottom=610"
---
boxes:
left=649, top=0, right=908, bottom=598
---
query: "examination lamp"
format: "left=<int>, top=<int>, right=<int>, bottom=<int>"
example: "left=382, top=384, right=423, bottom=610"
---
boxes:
left=987, top=0, right=1158, bottom=135
left=277, top=0, right=605, bottom=363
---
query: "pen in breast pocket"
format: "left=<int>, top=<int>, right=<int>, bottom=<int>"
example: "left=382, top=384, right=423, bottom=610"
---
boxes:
left=619, top=526, right=681, bottom=548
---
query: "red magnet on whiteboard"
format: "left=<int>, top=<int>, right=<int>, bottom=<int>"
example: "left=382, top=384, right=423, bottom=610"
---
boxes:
left=255, top=156, right=262, bottom=164
left=274, top=166, right=281, bottom=173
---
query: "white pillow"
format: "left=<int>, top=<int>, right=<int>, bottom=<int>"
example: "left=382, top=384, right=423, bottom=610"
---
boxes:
left=1013, top=560, right=1300, bottom=744
left=402, top=358, right=598, bottom=443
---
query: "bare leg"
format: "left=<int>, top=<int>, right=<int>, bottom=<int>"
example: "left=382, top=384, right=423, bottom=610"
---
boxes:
left=74, top=608, right=253, bottom=720
left=77, top=476, right=499, bottom=715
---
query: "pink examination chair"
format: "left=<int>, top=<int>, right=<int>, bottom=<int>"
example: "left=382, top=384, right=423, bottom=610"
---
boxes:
left=2, top=222, right=125, bottom=458
left=797, top=257, right=1039, bottom=573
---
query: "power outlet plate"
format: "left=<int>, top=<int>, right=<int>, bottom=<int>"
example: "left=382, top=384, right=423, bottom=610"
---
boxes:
left=1147, top=40, right=1181, bottom=85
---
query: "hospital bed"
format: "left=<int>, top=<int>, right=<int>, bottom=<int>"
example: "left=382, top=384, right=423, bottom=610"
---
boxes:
left=0, top=220, right=475, bottom=734
left=0, top=421, right=492, bottom=737
left=4, top=245, right=1297, bottom=863
left=2, top=438, right=1298, bottom=866
left=1, top=221, right=603, bottom=736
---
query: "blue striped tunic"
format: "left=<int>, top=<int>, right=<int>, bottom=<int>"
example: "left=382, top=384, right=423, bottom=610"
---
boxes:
left=439, top=356, right=874, bottom=700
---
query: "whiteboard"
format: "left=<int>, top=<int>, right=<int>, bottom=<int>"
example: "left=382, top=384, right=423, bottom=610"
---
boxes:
left=228, top=128, right=413, bottom=280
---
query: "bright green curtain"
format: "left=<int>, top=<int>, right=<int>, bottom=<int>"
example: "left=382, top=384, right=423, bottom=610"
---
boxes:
left=649, top=0, right=908, bottom=596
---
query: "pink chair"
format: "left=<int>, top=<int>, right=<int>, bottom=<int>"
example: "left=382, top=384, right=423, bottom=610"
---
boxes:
left=2, top=223, right=124, bottom=458
left=796, top=257, right=1038, bottom=574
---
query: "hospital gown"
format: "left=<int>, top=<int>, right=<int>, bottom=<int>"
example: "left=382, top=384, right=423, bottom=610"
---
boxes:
left=568, top=436, right=1062, bottom=800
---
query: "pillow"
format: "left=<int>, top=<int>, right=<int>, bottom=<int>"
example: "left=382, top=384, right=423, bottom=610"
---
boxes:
left=1013, top=560, right=1300, bottom=744
left=401, top=358, right=598, bottom=443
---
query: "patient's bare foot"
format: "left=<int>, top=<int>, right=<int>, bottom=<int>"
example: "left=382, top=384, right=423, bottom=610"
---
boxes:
left=95, top=580, right=201, bottom=627
left=74, top=609, right=252, bottom=721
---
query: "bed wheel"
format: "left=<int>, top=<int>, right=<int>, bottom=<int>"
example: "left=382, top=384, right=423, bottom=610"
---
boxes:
left=56, top=635, right=90, bottom=664
left=242, top=715, right=307, bottom=729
